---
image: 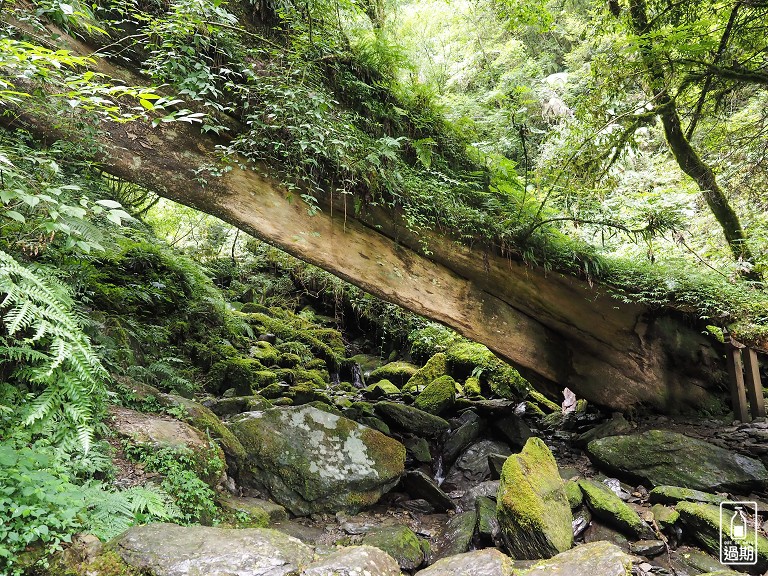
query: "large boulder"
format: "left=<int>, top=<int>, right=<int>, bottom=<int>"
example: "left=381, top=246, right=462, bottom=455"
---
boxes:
left=496, top=437, right=573, bottom=559
left=415, top=549, right=515, bottom=576
left=300, top=546, right=401, bottom=576
left=587, top=430, right=768, bottom=492
left=112, top=523, right=313, bottom=576
left=519, top=541, right=633, bottom=575
left=230, top=405, right=405, bottom=515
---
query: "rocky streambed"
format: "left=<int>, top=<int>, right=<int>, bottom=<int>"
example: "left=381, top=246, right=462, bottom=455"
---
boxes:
left=74, top=334, right=768, bottom=576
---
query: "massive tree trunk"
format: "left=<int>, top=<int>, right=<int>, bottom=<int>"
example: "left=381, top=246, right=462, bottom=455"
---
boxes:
left=1, top=18, right=727, bottom=412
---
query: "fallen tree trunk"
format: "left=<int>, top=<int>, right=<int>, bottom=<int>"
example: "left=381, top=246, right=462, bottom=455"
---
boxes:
left=1, top=32, right=724, bottom=412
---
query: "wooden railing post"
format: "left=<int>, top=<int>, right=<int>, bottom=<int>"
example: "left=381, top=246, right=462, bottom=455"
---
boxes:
left=727, top=343, right=750, bottom=423
left=743, top=348, right=766, bottom=419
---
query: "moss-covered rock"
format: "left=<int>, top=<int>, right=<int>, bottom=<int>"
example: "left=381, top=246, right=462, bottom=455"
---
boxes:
left=651, top=503, right=679, bottom=529
left=277, top=353, right=302, bottom=368
left=160, top=394, right=246, bottom=463
left=219, top=495, right=288, bottom=526
left=528, top=389, right=561, bottom=413
left=564, top=479, right=583, bottom=509
left=229, top=405, right=405, bottom=515
left=109, top=405, right=226, bottom=487
left=250, top=341, right=280, bottom=366
left=207, top=395, right=272, bottom=418
left=463, top=376, right=482, bottom=397
left=445, top=342, right=528, bottom=399
left=369, top=361, right=419, bottom=387
left=414, top=375, right=456, bottom=415
left=587, top=430, right=768, bottom=492
left=375, top=401, right=451, bottom=438
left=497, top=437, right=572, bottom=559
left=363, top=379, right=401, bottom=399
left=676, top=502, right=768, bottom=572
left=404, top=352, right=448, bottom=392
left=649, top=485, right=726, bottom=506
left=362, top=525, right=425, bottom=571
left=207, top=357, right=265, bottom=395
left=578, top=478, right=652, bottom=538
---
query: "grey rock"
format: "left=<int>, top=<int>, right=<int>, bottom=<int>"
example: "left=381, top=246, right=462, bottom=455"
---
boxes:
left=300, top=546, right=401, bottom=576
left=113, top=523, right=313, bottom=576
left=375, top=402, right=451, bottom=438
left=492, top=414, right=532, bottom=450
left=444, top=439, right=511, bottom=490
left=587, top=430, right=768, bottom=492
left=442, top=419, right=481, bottom=464
left=518, top=541, right=633, bottom=575
left=230, top=405, right=405, bottom=515
left=630, top=539, right=667, bottom=557
left=403, top=470, right=455, bottom=511
left=415, top=549, right=515, bottom=576
left=431, top=510, right=478, bottom=561
left=458, top=480, right=499, bottom=512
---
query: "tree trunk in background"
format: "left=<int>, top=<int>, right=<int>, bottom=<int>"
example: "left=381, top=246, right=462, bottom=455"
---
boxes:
left=628, top=0, right=753, bottom=264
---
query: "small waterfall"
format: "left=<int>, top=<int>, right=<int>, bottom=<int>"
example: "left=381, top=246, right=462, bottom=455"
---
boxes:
left=434, top=454, right=445, bottom=486
left=351, top=363, right=365, bottom=389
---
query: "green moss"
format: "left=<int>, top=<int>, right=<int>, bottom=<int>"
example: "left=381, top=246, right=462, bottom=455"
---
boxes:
left=676, top=501, right=768, bottom=571
left=277, top=353, right=302, bottom=367
left=369, top=361, right=420, bottom=387
left=364, top=379, right=401, bottom=399
left=362, top=525, right=424, bottom=571
left=649, top=485, right=725, bottom=505
left=414, top=374, right=456, bottom=415
left=163, top=395, right=247, bottom=462
left=250, top=341, right=279, bottom=366
left=445, top=342, right=528, bottom=399
left=404, top=352, right=448, bottom=391
left=564, top=479, right=583, bottom=509
left=294, top=368, right=328, bottom=388
left=207, top=357, right=265, bottom=395
left=463, top=376, right=482, bottom=397
left=578, top=479, right=649, bottom=538
left=650, top=504, right=679, bottom=528
left=528, top=389, right=560, bottom=413
left=58, top=550, right=140, bottom=576
left=241, top=302, right=271, bottom=314
left=253, top=370, right=279, bottom=389
left=497, top=437, right=573, bottom=559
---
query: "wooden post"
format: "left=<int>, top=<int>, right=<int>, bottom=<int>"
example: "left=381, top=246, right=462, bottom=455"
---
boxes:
left=727, top=345, right=750, bottom=423
left=743, top=348, right=766, bottom=419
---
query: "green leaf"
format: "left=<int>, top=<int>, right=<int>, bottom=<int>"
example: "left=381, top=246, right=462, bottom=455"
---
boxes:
left=95, top=199, right=122, bottom=209
left=4, top=210, right=25, bottom=223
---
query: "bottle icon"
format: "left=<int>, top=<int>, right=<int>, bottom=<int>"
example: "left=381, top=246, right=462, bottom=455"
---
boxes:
left=731, top=506, right=748, bottom=540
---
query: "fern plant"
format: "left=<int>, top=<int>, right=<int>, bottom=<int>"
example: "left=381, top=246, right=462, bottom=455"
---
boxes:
left=0, top=250, right=108, bottom=451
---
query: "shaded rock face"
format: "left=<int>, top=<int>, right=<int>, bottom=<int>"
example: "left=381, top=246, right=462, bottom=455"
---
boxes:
left=301, top=545, right=401, bottom=576
left=587, top=430, right=768, bottom=492
left=414, top=549, right=515, bottom=576
left=520, top=541, right=633, bottom=575
left=496, top=437, right=573, bottom=559
left=230, top=405, right=405, bottom=515
left=113, top=523, right=313, bottom=576
left=444, top=439, right=511, bottom=491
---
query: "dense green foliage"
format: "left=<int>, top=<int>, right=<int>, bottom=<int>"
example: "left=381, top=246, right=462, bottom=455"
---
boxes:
left=0, top=0, right=767, bottom=570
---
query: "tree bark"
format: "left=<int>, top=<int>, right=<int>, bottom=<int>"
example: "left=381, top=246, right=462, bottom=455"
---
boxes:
left=628, top=0, right=753, bottom=263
